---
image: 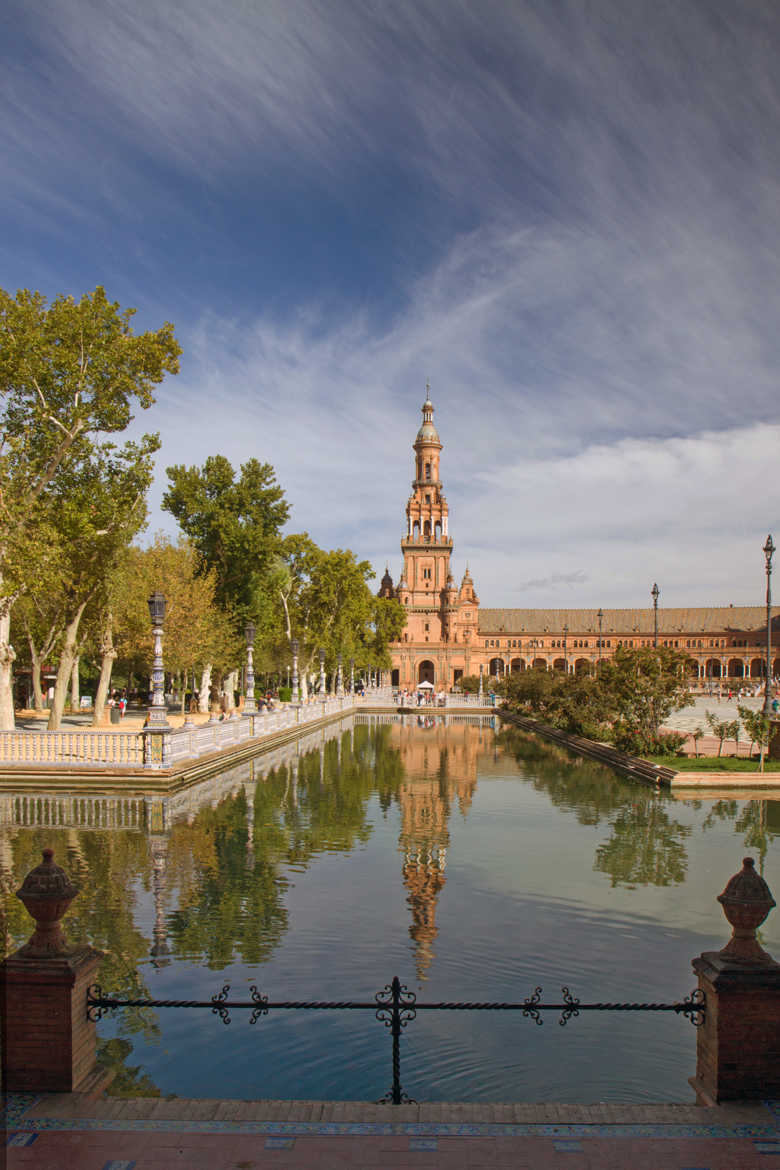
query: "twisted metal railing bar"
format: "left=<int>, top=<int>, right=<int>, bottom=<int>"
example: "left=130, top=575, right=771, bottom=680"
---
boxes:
left=86, top=976, right=706, bottom=1106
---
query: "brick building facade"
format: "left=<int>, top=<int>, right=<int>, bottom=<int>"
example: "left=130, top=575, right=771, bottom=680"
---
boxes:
left=382, top=391, right=780, bottom=689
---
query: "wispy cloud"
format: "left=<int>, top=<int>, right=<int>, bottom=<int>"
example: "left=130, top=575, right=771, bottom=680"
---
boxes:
left=515, top=571, right=589, bottom=592
left=4, top=0, right=780, bottom=609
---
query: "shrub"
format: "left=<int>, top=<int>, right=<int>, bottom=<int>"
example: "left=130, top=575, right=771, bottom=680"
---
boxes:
left=278, top=685, right=292, bottom=702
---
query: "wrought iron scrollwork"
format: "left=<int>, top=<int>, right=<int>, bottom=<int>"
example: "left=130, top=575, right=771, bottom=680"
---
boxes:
left=86, top=983, right=106, bottom=1022
left=679, top=988, right=706, bottom=1027
left=375, top=976, right=417, bottom=1104
left=211, top=984, right=231, bottom=1025
left=375, top=978, right=417, bottom=1028
left=560, top=986, right=580, bottom=1026
left=249, top=985, right=269, bottom=1025
left=522, top=986, right=543, bottom=1025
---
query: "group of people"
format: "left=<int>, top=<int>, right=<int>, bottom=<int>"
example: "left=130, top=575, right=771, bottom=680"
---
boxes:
left=394, top=688, right=447, bottom=707
left=106, top=691, right=128, bottom=717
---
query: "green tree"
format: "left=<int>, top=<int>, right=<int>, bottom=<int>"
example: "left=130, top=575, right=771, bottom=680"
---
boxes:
left=271, top=538, right=401, bottom=694
left=163, top=456, right=289, bottom=707
left=114, top=536, right=240, bottom=713
left=0, top=285, right=180, bottom=728
left=705, top=711, right=733, bottom=757
left=599, top=646, right=693, bottom=753
left=738, top=705, right=771, bottom=770
left=45, top=438, right=157, bottom=729
left=163, top=455, right=289, bottom=624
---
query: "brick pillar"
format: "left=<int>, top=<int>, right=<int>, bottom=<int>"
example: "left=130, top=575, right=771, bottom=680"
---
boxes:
left=1, top=848, right=105, bottom=1093
left=1, top=946, right=103, bottom=1092
left=690, top=857, right=780, bottom=1103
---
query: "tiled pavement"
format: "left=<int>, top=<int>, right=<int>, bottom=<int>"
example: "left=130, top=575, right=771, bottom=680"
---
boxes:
left=5, top=1094, right=780, bottom=1169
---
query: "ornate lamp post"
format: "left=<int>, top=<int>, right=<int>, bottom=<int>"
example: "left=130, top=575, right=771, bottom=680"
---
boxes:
left=563, top=624, right=568, bottom=674
left=764, top=535, right=775, bottom=720
left=319, top=647, right=326, bottom=698
left=243, top=621, right=256, bottom=715
left=597, top=608, right=604, bottom=664
left=478, top=662, right=484, bottom=699
left=349, top=657, right=355, bottom=695
left=337, top=652, right=343, bottom=695
left=146, top=591, right=169, bottom=728
left=652, top=582, right=660, bottom=648
left=291, top=637, right=300, bottom=705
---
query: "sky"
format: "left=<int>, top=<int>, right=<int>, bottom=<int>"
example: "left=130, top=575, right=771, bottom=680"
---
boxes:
left=3, top=0, right=780, bottom=609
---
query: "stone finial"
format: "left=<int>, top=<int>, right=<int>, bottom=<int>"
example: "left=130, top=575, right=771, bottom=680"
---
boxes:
left=717, top=857, right=777, bottom=965
left=15, top=848, right=80, bottom=957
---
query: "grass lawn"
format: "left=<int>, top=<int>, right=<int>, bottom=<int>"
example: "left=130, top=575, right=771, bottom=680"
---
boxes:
left=645, top=755, right=780, bottom=772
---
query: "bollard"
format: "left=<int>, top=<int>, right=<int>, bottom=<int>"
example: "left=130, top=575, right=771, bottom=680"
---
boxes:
left=0, top=849, right=105, bottom=1093
left=691, top=857, right=780, bottom=1103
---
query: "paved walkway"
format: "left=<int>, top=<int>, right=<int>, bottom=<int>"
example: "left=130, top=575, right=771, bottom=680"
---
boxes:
left=662, top=694, right=773, bottom=758
left=5, top=1093, right=780, bottom=1168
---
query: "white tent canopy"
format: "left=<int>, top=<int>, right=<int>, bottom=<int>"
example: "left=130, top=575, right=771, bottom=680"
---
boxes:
left=417, top=680, right=434, bottom=689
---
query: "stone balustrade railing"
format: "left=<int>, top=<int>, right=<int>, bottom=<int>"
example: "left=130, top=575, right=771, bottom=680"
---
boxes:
left=0, top=697, right=353, bottom=770
left=0, top=694, right=496, bottom=770
left=0, top=731, right=144, bottom=767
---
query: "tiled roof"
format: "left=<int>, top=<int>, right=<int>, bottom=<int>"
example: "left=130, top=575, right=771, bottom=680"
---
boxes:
left=478, top=606, right=780, bottom=635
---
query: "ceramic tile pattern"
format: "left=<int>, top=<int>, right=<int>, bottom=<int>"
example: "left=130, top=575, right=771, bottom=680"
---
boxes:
left=5, top=1093, right=780, bottom=1168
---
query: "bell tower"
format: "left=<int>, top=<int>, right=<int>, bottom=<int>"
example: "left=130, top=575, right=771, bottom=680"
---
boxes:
left=396, top=386, right=454, bottom=643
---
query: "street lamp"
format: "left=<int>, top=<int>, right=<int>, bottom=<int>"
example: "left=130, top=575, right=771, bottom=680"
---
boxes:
left=291, top=638, right=300, bottom=705
left=318, top=647, right=326, bottom=698
left=563, top=624, right=568, bottom=674
left=349, top=658, right=355, bottom=695
left=243, top=621, right=256, bottom=715
left=478, top=662, right=484, bottom=699
left=337, top=652, right=343, bottom=695
left=146, top=591, right=169, bottom=728
left=764, top=535, right=775, bottom=720
left=597, top=608, right=604, bottom=665
left=652, top=583, right=660, bottom=648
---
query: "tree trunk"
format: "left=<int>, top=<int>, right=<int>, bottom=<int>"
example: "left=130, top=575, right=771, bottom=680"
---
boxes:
left=48, top=602, right=88, bottom=730
left=92, top=614, right=116, bottom=726
left=199, top=664, right=212, bottom=713
left=180, top=670, right=186, bottom=714
left=0, top=595, right=17, bottom=730
left=28, top=638, right=45, bottom=713
left=70, top=656, right=80, bottom=712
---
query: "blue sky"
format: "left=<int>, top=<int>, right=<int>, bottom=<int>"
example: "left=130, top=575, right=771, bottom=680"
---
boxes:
left=3, top=0, right=780, bottom=607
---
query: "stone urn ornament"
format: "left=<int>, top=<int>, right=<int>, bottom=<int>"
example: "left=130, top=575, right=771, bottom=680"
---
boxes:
left=717, top=856, right=777, bottom=965
left=15, top=848, right=80, bottom=958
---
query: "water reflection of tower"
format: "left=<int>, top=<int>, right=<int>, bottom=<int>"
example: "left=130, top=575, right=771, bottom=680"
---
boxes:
left=394, top=719, right=483, bottom=981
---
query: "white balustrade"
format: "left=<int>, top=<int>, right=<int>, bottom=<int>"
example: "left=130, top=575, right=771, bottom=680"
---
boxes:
left=0, top=731, right=144, bottom=767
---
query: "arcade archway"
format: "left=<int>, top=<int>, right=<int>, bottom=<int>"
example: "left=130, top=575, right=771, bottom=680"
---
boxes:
left=418, top=660, right=435, bottom=685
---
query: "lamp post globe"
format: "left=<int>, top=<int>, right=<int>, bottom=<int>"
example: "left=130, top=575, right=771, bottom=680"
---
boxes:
left=764, top=535, right=775, bottom=720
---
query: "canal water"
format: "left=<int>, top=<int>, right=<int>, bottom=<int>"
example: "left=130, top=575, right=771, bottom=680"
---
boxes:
left=3, top=713, right=779, bottom=1103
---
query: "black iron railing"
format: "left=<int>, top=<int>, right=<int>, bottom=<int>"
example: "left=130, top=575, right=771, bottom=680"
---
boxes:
left=86, top=976, right=706, bottom=1105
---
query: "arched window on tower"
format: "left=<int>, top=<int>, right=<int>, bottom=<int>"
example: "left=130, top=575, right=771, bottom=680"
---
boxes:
left=423, top=520, right=431, bottom=538
left=425, top=462, right=431, bottom=480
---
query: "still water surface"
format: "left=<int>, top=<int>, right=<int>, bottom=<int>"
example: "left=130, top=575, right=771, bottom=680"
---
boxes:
left=4, top=714, right=780, bottom=1103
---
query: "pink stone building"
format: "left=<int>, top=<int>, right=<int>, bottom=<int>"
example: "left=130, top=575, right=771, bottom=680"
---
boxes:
left=382, top=392, right=780, bottom=690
